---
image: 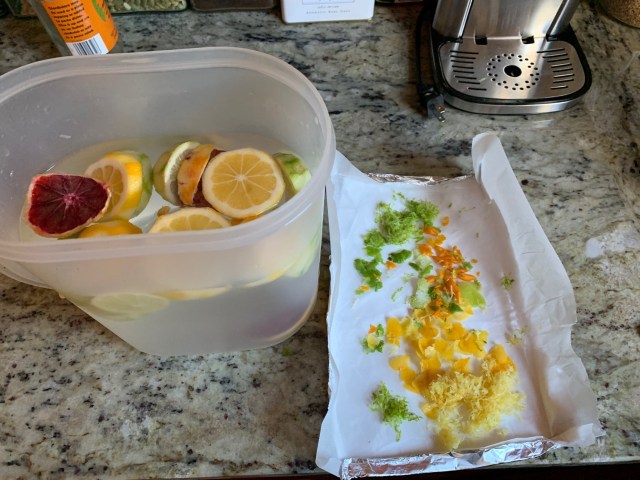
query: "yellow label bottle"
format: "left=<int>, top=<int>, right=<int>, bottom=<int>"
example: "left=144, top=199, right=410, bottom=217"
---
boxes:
left=28, top=0, right=121, bottom=56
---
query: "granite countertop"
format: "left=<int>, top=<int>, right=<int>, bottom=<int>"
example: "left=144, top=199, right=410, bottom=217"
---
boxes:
left=0, top=2, right=639, bottom=479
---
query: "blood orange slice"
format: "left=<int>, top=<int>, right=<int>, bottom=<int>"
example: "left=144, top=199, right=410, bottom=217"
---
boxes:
left=23, top=173, right=111, bottom=238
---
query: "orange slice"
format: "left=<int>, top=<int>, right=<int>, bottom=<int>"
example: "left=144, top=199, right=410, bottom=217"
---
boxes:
left=177, top=144, right=217, bottom=206
left=201, top=148, right=285, bottom=219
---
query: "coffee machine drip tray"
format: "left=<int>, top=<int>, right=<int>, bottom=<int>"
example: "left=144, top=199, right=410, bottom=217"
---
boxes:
left=433, top=31, right=591, bottom=115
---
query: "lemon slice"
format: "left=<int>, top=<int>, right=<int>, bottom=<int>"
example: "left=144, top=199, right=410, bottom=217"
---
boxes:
left=158, top=285, right=231, bottom=301
left=148, top=207, right=230, bottom=233
left=201, top=148, right=285, bottom=219
left=177, top=144, right=217, bottom=206
left=273, top=152, right=312, bottom=193
left=153, top=141, right=200, bottom=205
left=84, top=150, right=152, bottom=221
left=90, top=292, right=169, bottom=319
left=78, top=220, right=143, bottom=238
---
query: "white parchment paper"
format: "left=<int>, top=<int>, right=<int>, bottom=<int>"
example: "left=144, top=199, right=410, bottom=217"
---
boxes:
left=316, top=133, right=604, bottom=478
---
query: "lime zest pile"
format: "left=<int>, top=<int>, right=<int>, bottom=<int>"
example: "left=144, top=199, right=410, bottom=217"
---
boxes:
left=356, top=194, right=524, bottom=449
left=354, top=195, right=439, bottom=294
left=369, top=383, right=421, bottom=441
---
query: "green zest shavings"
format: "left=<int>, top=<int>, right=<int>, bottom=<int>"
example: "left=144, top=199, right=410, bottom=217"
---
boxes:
left=355, top=258, right=383, bottom=294
left=369, top=383, right=420, bottom=441
left=354, top=196, right=439, bottom=293
left=500, top=275, right=515, bottom=290
left=377, top=197, right=440, bottom=245
left=388, top=249, right=412, bottom=264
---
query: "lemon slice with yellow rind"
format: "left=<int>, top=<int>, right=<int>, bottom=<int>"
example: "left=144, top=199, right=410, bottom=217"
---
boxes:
left=79, top=220, right=142, bottom=238
left=84, top=150, right=152, bottom=221
left=201, top=148, right=285, bottom=219
left=149, top=207, right=230, bottom=233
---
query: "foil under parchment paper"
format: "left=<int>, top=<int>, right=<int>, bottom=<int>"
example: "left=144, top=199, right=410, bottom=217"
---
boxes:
left=367, top=173, right=472, bottom=185
left=341, top=438, right=559, bottom=479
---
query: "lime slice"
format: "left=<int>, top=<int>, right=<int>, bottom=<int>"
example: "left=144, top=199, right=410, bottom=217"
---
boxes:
left=149, top=207, right=230, bottom=233
left=273, top=152, right=312, bottom=193
left=153, top=141, right=200, bottom=205
left=89, top=292, right=169, bottom=320
left=78, top=220, right=142, bottom=238
left=158, top=285, right=231, bottom=301
left=84, top=150, right=152, bottom=221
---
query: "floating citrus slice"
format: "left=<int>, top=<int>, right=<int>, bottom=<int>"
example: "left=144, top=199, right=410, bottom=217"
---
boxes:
left=286, top=228, right=322, bottom=278
left=242, top=268, right=289, bottom=288
left=177, top=144, right=218, bottom=206
left=273, top=152, right=312, bottom=193
left=89, top=292, right=169, bottom=320
left=148, top=207, right=230, bottom=233
left=201, top=148, right=285, bottom=219
left=78, top=219, right=143, bottom=238
left=23, top=173, right=111, bottom=238
left=153, top=141, right=200, bottom=205
left=158, top=285, right=231, bottom=301
left=84, top=150, right=152, bottom=221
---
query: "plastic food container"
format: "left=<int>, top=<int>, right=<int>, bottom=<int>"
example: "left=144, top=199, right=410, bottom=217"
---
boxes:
left=0, top=47, right=336, bottom=356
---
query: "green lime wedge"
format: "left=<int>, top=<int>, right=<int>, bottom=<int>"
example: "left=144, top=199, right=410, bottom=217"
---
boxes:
left=273, top=152, right=312, bottom=194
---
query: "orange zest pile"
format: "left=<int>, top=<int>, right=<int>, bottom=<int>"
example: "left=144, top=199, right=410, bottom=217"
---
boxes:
left=358, top=201, right=524, bottom=451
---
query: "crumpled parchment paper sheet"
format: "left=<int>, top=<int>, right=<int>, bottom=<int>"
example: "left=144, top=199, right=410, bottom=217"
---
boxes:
left=316, top=133, right=604, bottom=478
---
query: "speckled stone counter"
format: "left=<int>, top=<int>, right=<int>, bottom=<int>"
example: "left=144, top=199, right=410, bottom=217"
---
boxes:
left=0, top=2, right=639, bottom=479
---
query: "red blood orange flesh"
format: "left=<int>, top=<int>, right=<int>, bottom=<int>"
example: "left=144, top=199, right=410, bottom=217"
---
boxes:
left=24, top=173, right=111, bottom=238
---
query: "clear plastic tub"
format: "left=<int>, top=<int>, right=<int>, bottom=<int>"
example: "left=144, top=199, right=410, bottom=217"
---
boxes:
left=0, top=47, right=336, bottom=356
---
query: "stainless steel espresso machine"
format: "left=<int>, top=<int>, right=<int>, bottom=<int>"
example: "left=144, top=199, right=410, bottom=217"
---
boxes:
left=421, top=0, right=592, bottom=116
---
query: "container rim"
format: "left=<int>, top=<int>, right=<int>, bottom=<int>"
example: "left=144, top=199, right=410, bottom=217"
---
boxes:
left=0, top=47, right=336, bottom=263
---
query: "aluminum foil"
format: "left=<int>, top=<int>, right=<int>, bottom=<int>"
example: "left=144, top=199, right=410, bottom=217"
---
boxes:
left=367, top=173, right=472, bottom=185
left=341, top=438, right=559, bottom=478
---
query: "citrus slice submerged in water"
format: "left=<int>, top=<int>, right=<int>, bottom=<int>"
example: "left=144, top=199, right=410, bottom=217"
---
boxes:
left=149, top=207, right=230, bottom=233
left=177, top=144, right=219, bottom=207
left=201, top=147, right=285, bottom=219
left=78, top=219, right=143, bottom=238
left=153, top=141, right=200, bottom=205
left=273, top=152, right=312, bottom=193
left=90, top=292, right=170, bottom=320
left=84, top=150, right=152, bottom=221
left=23, top=173, right=111, bottom=238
